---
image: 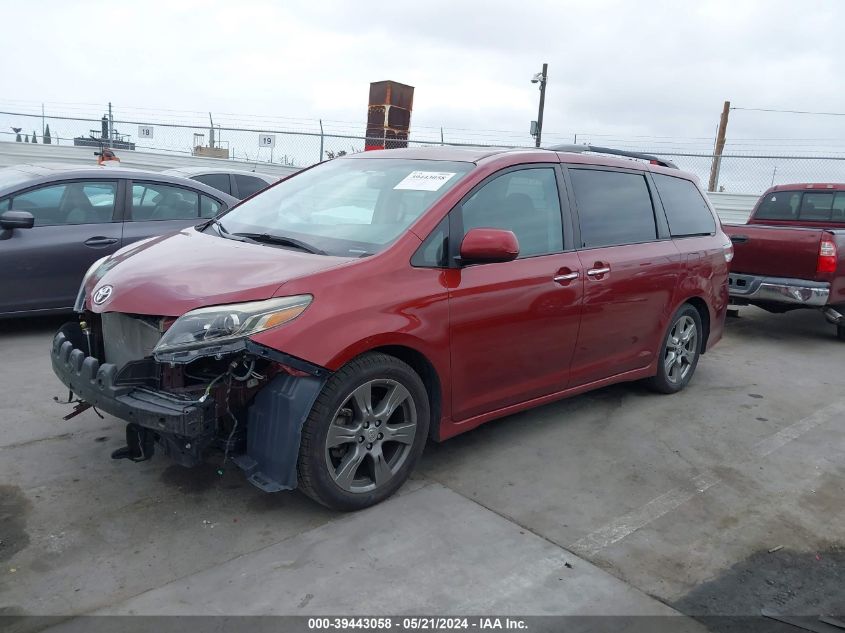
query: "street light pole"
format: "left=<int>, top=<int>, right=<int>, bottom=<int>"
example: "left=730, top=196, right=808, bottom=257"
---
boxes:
left=535, top=63, right=548, bottom=148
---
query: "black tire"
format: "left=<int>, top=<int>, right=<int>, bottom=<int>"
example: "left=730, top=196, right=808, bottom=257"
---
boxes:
left=297, top=352, right=430, bottom=511
left=646, top=304, right=703, bottom=394
left=837, top=324, right=845, bottom=342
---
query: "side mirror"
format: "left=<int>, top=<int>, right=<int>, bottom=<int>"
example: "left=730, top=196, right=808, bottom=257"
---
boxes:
left=0, top=210, right=35, bottom=230
left=459, top=227, right=519, bottom=264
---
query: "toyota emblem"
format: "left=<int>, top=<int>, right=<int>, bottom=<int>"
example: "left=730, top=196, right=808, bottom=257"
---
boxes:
left=93, top=285, right=113, bottom=305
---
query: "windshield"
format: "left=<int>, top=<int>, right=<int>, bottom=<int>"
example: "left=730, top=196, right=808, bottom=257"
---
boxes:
left=215, top=158, right=473, bottom=256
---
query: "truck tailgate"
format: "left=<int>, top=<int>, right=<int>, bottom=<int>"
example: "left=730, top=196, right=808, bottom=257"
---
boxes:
left=725, top=224, right=823, bottom=280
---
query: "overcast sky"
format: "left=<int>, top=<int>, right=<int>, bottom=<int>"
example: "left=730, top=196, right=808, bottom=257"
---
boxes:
left=2, top=0, right=844, bottom=152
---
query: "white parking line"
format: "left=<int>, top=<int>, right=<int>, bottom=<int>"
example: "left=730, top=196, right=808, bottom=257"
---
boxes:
left=570, top=472, right=721, bottom=557
left=753, top=401, right=845, bottom=458
left=570, top=400, right=844, bottom=557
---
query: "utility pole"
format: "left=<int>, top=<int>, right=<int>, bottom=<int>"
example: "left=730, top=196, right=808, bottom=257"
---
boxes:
left=708, top=100, right=730, bottom=192
left=534, top=63, right=548, bottom=148
left=107, top=101, right=114, bottom=146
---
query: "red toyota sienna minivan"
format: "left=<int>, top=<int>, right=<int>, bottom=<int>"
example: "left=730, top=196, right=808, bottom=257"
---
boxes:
left=52, top=146, right=731, bottom=510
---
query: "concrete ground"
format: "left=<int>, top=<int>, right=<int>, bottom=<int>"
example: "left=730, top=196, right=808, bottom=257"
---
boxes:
left=1, top=307, right=843, bottom=628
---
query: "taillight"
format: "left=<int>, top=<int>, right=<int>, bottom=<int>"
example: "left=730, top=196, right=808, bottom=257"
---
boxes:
left=722, top=240, right=734, bottom=263
left=817, top=237, right=837, bottom=274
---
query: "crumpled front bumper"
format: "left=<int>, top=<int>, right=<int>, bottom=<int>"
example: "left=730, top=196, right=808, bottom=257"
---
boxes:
left=50, top=320, right=329, bottom=493
left=50, top=322, right=216, bottom=438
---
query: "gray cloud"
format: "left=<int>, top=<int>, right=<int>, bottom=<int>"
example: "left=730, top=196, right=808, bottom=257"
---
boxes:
left=1, top=0, right=843, bottom=152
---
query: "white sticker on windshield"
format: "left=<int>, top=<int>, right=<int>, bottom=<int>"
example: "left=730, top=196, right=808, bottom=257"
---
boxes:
left=393, top=171, right=456, bottom=191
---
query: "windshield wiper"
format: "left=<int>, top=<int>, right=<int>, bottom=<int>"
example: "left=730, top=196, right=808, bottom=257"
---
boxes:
left=232, top=232, right=327, bottom=255
left=199, top=217, right=237, bottom=238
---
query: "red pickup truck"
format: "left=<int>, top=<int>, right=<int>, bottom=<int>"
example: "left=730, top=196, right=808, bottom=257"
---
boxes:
left=723, top=183, right=845, bottom=339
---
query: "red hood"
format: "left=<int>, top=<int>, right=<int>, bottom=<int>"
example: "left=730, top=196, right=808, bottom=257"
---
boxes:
left=88, top=228, right=351, bottom=316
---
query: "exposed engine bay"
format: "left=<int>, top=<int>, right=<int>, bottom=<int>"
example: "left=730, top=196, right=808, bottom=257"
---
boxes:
left=51, top=312, right=328, bottom=492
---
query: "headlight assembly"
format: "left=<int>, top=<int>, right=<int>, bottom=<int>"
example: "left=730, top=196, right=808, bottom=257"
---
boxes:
left=153, top=295, right=312, bottom=354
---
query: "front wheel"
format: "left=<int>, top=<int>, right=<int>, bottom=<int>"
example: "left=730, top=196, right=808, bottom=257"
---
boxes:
left=646, top=304, right=703, bottom=394
left=297, top=352, right=430, bottom=511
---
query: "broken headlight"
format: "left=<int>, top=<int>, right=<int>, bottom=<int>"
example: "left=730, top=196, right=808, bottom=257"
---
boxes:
left=153, top=295, right=312, bottom=354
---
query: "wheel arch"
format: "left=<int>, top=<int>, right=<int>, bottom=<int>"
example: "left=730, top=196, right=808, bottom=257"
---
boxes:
left=369, top=344, right=444, bottom=442
left=325, top=334, right=447, bottom=441
left=680, top=295, right=711, bottom=353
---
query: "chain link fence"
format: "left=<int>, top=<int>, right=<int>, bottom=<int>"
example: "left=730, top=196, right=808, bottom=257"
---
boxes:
left=1, top=110, right=844, bottom=194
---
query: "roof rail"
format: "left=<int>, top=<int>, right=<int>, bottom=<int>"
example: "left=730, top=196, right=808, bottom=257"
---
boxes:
left=546, top=144, right=678, bottom=169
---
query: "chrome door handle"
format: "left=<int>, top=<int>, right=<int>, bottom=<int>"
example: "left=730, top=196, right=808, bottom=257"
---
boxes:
left=587, top=267, right=611, bottom=277
left=553, top=272, right=579, bottom=282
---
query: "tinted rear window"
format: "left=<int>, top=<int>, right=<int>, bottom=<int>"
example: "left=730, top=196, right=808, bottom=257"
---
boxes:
left=569, top=169, right=657, bottom=248
left=756, top=191, right=801, bottom=220
left=235, top=174, right=267, bottom=198
left=756, top=190, right=845, bottom=222
left=799, top=192, right=845, bottom=221
left=652, top=173, right=715, bottom=237
left=193, top=173, right=231, bottom=195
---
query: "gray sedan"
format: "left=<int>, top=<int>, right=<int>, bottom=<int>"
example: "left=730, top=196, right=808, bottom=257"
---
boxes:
left=0, top=164, right=238, bottom=318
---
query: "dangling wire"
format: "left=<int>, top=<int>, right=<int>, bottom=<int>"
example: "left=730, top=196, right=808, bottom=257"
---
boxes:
left=219, top=373, right=240, bottom=474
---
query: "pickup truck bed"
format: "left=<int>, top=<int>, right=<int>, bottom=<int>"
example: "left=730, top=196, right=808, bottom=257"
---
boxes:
left=728, top=225, right=831, bottom=280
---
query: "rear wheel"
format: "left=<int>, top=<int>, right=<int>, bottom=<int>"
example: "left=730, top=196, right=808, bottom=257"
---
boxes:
left=297, top=352, right=429, bottom=511
left=646, top=304, right=703, bottom=394
left=837, top=324, right=845, bottom=341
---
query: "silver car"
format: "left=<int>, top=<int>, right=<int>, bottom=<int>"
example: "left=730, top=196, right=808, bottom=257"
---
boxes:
left=161, top=167, right=292, bottom=199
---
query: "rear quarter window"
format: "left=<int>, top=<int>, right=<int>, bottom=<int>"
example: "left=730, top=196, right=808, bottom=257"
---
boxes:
left=652, top=174, right=716, bottom=237
left=193, top=173, right=231, bottom=195
left=235, top=175, right=267, bottom=199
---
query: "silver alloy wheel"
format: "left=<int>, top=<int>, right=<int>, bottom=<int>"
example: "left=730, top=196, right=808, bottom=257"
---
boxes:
left=324, top=379, right=418, bottom=493
left=664, top=315, right=698, bottom=384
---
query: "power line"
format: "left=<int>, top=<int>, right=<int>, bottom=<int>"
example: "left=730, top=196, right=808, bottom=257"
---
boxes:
left=4, top=103, right=845, bottom=155
left=732, top=107, right=845, bottom=117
